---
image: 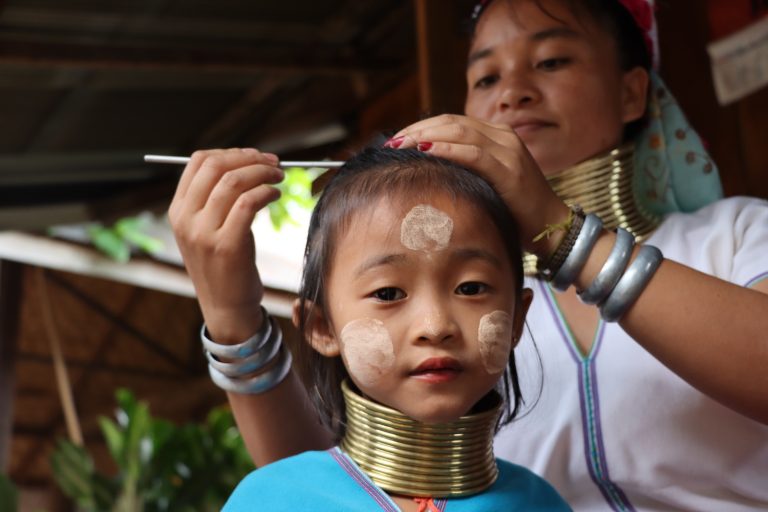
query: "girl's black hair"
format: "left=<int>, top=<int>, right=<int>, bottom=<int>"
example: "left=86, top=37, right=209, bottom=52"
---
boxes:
left=294, top=146, right=525, bottom=440
left=468, top=0, right=652, bottom=139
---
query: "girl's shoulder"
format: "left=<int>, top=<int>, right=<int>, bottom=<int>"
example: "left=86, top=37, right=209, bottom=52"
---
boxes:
left=455, top=459, right=571, bottom=510
left=222, top=450, right=342, bottom=511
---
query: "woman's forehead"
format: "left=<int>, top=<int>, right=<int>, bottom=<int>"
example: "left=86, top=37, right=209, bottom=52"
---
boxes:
left=472, top=0, right=605, bottom=46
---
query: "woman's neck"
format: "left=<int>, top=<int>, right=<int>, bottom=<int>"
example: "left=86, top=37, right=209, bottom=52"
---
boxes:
left=525, top=143, right=661, bottom=276
left=339, top=380, right=501, bottom=499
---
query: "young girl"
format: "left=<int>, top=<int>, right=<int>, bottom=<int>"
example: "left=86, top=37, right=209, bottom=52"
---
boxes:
left=217, top=147, right=569, bottom=511
left=169, top=0, right=768, bottom=510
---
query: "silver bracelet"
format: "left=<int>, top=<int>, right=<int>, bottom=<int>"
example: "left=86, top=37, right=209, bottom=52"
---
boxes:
left=552, top=213, right=604, bottom=291
left=600, top=244, right=664, bottom=322
left=208, top=342, right=293, bottom=395
left=577, top=228, right=636, bottom=305
left=205, top=315, right=282, bottom=378
left=200, top=306, right=271, bottom=360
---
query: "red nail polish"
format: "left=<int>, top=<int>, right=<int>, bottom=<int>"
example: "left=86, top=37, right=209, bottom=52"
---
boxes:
left=388, top=136, right=405, bottom=149
left=417, top=142, right=433, bottom=152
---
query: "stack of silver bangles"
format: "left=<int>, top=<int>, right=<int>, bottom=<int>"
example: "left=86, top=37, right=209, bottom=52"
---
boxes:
left=201, top=307, right=292, bottom=394
left=550, top=211, right=664, bottom=322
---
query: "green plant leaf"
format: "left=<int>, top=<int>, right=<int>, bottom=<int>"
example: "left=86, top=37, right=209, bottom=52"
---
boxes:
left=52, top=441, right=115, bottom=510
left=115, top=217, right=164, bottom=254
left=87, top=225, right=130, bottom=263
left=267, top=167, right=320, bottom=230
left=99, top=417, right=125, bottom=468
left=0, top=473, right=18, bottom=512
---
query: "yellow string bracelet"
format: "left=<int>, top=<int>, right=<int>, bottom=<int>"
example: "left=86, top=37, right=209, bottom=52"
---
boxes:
left=533, top=207, right=575, bottom=242
left=536, top=205, right=585, bottom=281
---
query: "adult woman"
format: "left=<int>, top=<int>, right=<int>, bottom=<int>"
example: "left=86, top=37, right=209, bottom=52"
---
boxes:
left=168, top=0, right=768, bottom=509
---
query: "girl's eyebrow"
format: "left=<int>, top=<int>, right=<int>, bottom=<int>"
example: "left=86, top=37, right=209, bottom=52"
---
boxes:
left=467, top=26, right=581, bottom=68
left=353, top=253, right=407, bottom=279
left=451, top=247, right=503, bottom=269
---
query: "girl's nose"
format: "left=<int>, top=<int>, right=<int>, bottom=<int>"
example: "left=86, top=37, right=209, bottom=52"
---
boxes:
left=415, top=304, right=459, bottom=344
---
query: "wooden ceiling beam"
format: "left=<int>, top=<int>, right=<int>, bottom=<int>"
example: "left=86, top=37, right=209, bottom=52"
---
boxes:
left=0, top=5, right=365, bottom=45
left=0, top=40, right=394, bottom=75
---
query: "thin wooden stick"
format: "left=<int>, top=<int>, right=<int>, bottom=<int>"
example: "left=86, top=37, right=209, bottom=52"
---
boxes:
left=144, top=154, right=344, bottom=168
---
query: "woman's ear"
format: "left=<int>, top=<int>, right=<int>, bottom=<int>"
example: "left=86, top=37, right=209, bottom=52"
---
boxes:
left=292, top=299, right=341, bottom=357
left=512, top=288, right=533, bottom=348
left=621, top=66, right=650, bottom=124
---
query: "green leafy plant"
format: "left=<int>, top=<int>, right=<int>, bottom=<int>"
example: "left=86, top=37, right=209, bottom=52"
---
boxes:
left=267, top=166, right=322, bottom=230
left=86, top=216, right=165, bottom=263
left=51, top=389, right=253, bottom=512
left=0, top=473, right=18, bottom=512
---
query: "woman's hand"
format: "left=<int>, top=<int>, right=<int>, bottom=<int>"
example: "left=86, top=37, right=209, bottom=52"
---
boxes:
left=392, top=114, right=570, bottom=257
left=168, top=148, right=284, bottom=343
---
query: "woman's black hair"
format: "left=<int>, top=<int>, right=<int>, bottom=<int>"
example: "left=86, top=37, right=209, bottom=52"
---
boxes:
left=468, top=0, right=652, bottom=139
left=294, top=146, right=525, bottom=440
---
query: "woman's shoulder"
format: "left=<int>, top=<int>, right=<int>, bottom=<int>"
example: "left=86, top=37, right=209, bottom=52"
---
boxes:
left=651, top=196, right=768, bottom=285
left=661, top=196, right=767, bottom=229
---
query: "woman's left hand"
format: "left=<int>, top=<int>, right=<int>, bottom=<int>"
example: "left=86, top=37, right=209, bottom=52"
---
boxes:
left=392, top=114, right=570, bottom=257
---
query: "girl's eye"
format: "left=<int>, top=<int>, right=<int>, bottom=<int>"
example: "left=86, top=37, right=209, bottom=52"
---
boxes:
left=473, top=74, right=499, bottom=89
left=456, top=282, right=488, bottom=296
left=372, top=287, right=405, bottom=302
left=537, top=57, right=571, bottom=71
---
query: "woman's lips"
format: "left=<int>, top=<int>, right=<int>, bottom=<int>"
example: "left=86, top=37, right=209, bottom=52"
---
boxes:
left=510, top=121, right=553, bottom=136
left=410, top=357, right=463, bottom=383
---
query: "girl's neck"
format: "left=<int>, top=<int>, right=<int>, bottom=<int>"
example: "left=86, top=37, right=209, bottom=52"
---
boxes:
left=339, top=380, right=501, bottom=499
left=526, top=143, right=661, bottom=276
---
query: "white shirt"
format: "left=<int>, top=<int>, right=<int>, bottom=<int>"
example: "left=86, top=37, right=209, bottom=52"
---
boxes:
left=495, top=197, right=768, bottom=511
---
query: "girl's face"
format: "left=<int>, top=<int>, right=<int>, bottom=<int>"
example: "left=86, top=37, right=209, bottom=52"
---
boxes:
left=310, top=193, right=530, bottom=423
left=464, top=0, right=648, bottom=175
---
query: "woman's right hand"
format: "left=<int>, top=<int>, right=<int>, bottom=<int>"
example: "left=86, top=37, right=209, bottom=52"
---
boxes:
left=168, top=148, right=284, bottom=343
left=392, top=114, right=571, bottom=259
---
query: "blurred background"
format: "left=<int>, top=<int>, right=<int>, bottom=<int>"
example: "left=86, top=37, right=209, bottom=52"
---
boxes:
left=0, top=0, right=766, bottom=510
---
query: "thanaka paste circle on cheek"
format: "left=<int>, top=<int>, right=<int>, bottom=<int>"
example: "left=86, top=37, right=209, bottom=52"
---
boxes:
left=478, top=311, right=513, bottom=374
left=400, top=205, right=454, bottom=252
left=340, top=318, right=395, bottom=387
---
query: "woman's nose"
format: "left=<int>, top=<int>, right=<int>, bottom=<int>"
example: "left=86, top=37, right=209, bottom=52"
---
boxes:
left=498, top=73, right=541, bottom=110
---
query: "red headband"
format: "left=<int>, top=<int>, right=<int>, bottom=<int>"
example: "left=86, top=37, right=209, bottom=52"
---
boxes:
left=617, top=0, right=656, bottom=62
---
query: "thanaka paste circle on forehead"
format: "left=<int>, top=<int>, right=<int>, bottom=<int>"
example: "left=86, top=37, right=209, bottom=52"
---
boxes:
left=478, top=310, right=513, bottom=374
left=340, top=318, right=395, bottom=387
left=400, top=204, right=454, bottom=252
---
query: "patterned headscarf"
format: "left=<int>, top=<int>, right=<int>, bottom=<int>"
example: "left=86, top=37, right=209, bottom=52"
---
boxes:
left=470, top=0, right=724, bottom=215
left=620, top=0, right=723, bottom=214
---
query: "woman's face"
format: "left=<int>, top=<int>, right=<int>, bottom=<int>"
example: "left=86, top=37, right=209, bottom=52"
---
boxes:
left=464, top=0, right=647, bottom=175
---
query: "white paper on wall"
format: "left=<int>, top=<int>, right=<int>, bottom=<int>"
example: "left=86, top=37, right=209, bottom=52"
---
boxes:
left=708, top=15, right=768, bottom=105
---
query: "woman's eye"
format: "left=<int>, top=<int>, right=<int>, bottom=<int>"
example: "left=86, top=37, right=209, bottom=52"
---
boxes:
left=456, top=282, right=488, bottom=296
left=537, top=57, right=570, bottom=71
left=473, top=74, right=499, bottom=89
left=372, top=287, right=405, bottom=301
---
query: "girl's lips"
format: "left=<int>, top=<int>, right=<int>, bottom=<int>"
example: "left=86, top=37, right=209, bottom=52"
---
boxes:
left=410, top=357, right=463, bottom=383
left=412, top=357, right=462, bottom=373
